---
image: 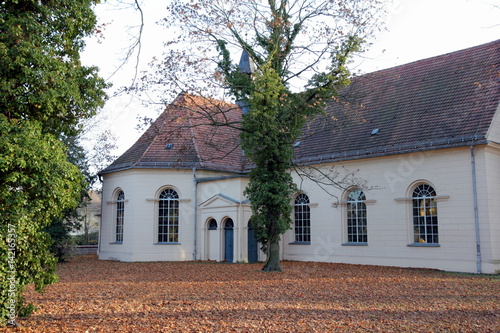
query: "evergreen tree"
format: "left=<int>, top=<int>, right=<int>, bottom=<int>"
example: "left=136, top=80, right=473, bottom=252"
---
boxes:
left=0, top=117, right=83, bottom=325
left=0, top=0, right=107, bottom=325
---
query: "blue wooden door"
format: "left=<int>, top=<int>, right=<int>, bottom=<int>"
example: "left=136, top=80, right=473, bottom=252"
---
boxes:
left=224, top=219, right=234, bottom=262
left=247, top=221, right=258, bottom=263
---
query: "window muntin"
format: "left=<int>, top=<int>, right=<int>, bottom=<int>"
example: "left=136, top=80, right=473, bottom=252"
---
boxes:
left=294, top=194, right=311, bottom=243
left=412, top=184, right=438, bottom=244
left=346, top=189, right=367, bottom=243
left=115, top=191, right=125, bottom=243
left=158, top=189, right=179, bottom=243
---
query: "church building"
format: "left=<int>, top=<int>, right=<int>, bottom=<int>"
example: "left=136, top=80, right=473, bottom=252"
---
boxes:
left=98, top=40, right=500, bottom=274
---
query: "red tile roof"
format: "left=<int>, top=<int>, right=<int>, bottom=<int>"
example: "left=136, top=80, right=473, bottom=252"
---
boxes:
left=101, top=94, right=244, bottom=174
left=100, top=40, right=500, bottom=175
left=294, top=39, right=500, bottom=164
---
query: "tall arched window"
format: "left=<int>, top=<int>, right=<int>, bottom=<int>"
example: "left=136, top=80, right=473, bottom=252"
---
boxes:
left=294, top=194, right=311, bottom=243
left=158, top=189, right=179, bottom=243
left=115, top=191, right=125, bottom=243
left=412, top=184, right=438, bottom=244
left=346, top=189, right=367, bottom=243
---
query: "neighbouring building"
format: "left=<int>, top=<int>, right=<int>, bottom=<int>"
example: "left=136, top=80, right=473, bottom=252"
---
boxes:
left=72, top=190, right=101, bottom=242
left=98, top=40, right=500, bottom=274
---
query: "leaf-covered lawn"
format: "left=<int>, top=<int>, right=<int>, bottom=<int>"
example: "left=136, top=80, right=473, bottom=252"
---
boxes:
left=6, top=255, right=500, bottom=332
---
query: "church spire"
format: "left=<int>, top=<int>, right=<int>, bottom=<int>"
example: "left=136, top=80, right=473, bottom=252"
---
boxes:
left=238, top=49, right=255, bottom=75
left=236, top=49, right=254, bottom=114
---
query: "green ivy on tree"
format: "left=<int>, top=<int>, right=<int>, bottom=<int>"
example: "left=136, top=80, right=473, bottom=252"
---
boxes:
left=240, top=62, right=298, bottom=271
left=237, top=37, right=360, bottom=271
left=153, top=0, right=381, bottom=271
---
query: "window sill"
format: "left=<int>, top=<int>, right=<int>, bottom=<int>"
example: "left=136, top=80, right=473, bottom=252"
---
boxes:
left=110, top=242, right=123, bottom=245
left=342, top=242, right=368, bottom=246
left=289, top=241, right=311, bottom=245
left=407, top=243, right=440, bottom=247
left=154, top=242, right=182, bottom=245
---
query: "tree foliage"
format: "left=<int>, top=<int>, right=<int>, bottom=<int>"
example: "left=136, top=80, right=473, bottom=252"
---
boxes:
left=46, top=134, right=95, bottom=263
left=0, top=0, right=107, bottom=325
left=0, top=116, right=83, bottom=325
left=0, top=0, right=107, bottom=137
left=143, top=0, right=386, bottom=271
left=240, top=62, right=299, bottom=270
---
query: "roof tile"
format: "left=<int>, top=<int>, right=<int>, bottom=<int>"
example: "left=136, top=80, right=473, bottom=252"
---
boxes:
left=100, top=40, right=500, bottom=174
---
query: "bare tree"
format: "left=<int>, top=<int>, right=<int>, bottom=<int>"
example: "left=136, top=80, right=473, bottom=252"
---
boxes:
left=132, top=0, right=388, bottom=272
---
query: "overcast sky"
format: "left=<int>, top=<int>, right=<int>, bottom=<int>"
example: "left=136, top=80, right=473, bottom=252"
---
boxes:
left=81, top=0, right=500, bottom=155
left=359, top=0, right=499, bottom=72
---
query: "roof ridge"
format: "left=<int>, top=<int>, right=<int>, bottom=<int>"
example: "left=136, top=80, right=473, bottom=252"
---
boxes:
left=356, top=38, right=500, bottom=76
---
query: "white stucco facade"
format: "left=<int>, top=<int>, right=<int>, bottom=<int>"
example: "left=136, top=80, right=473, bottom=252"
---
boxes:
left=99, top=169, right=258, bottom=263
left=283, top=146, right=499, bottom=273
left=98, top=40, right=500, bottom=274
left=99, top=144, right=500, bottom=273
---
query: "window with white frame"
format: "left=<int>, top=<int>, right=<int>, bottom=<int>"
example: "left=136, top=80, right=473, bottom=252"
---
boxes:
left=412, top=184, right=438, bottom=244
left=346, top=189, right=367, bottom=243
left=115, top=190, right=125, bottom=243
left=294, top=193, right=311, bottom=243
left=158, top=189, right=179, bottom=243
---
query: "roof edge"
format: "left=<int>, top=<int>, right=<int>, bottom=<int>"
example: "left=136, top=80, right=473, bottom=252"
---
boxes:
left=294, top=136, right=488, bottom=166
left=98, top=161, right=249, bottom=176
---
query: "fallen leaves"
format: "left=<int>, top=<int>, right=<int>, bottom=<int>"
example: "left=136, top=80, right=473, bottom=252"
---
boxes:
left=4, top=255, right=500, bottom=332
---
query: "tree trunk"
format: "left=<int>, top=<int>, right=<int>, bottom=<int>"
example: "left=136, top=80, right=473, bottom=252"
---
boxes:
left=262, top=240, right=281, bottom=272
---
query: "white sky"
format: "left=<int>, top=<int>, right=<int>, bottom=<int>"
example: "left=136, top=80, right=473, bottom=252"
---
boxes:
left=81, top=0, right=500, bottom=155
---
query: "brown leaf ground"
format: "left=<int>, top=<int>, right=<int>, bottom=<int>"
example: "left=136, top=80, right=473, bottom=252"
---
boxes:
left=4, top=255, right=500, bottom=332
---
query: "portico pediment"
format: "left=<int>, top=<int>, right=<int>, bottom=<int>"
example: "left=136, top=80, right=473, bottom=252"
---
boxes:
left=199, top=193, right=244, bottom=209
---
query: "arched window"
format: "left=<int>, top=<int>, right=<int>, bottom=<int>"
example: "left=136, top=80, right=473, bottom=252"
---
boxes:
left=346, top=189, right=367, bottom=243
left=294, top=194, right=311, bottom=243
left=115, top=191, right=125, bottom=243
left=412, top=184, right=438, bottom=244
left=208, top=219, right=217, bottom=230
left=158, top=189, right=179, bottom=243
left=224, top=219, right=234, bottom=229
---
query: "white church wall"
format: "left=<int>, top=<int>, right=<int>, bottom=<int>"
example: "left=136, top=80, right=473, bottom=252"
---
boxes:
left=99, top=169, right=135, bottom=261
left=195, top=171, right=248, bottom=204
left=485, top=103, right=500, bottom=144
left=480, top=145, right=500, bottom=273
left=198, top=205, right=239, bottom=262
left=283, top=146, right=491, bottom=273
left=100, top=168, right=197, bottom=262
left=98, top=145, right=499, bottom=273
left=99, top=168, right=254, bottom=262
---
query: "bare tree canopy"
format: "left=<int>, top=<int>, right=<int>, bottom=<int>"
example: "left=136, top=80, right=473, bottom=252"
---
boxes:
left=137, top=0, right=385, bottom=100
left=134, top=0, right=388, bottom=272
